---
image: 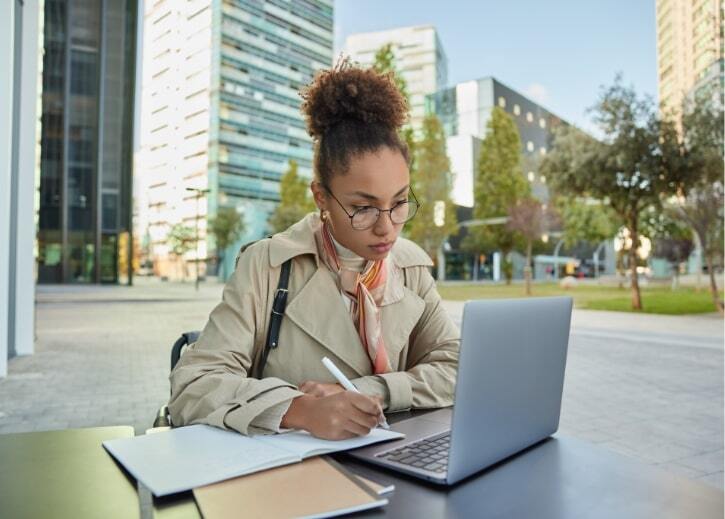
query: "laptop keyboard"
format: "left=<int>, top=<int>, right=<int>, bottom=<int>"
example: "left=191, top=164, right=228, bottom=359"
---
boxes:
left=376, top=432, right=450, bottom=474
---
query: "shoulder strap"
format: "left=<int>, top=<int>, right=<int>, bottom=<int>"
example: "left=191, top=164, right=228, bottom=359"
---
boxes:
left=254, top=258, right=292, bottom=379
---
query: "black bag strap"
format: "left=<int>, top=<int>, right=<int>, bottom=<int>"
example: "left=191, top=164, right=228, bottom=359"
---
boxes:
left=254, top=258, right=292, bottom=379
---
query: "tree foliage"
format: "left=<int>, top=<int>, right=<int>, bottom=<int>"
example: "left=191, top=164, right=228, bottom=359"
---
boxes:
left=540, top=76, right=690, bottom=310
left=210, top=206, right=245, bottom=280
left=506, top=197, right=545, bottom=295
left=167, top=224, right=195, bottom=257
left=554, top=197, right=617, bottom=248
left=406, top=114, right=458, bottom=261
left=269, top=160, right=316, bottom=233
left=464, top=107, right=530, bottom=282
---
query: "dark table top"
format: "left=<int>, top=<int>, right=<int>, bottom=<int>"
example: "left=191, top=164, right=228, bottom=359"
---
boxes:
left=1, top=414, right=722, bottom=519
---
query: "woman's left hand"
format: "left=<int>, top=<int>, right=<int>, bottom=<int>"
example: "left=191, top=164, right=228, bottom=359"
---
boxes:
left=299, top=381, right=345, bottom=398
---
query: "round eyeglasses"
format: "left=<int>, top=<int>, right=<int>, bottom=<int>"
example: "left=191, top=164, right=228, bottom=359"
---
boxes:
left=325, top=187, right=420, bottom=231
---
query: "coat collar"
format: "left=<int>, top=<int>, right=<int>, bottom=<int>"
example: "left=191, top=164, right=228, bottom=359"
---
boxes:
left=268, top=213, right=434, bottom=270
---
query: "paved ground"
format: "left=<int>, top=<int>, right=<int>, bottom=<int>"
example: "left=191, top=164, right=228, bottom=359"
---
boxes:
left=0, top=278, right=722, bottom=490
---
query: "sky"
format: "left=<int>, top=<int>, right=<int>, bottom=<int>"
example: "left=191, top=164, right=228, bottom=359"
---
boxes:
left=334, top=0, right=658, bottom=135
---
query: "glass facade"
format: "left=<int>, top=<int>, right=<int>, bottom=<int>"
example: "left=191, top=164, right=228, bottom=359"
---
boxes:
left=37, top=0, right=137, bottom=283
left=212, top=0, right=333, bottom=245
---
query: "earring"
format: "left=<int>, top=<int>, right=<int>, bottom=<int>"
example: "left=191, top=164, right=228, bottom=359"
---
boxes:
left=321, top=210, right=329, bottom=221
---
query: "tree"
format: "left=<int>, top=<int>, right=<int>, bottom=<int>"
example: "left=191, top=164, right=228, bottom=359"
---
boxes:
left=671, top=183, right=724, bottom=312
left=540, top=77, right=689, bottom=310
left=554, top=197, right=617, bottom=249
left=167, top=224, right=195, bottom=281
left=465, top=106, right=530, bottom=283
left=372, top=43, right=416, bottom=170
left=507, top=198, right=546, bottom=295
left=406, top=114, right=458, bottom=261
left=210, top=207, right=245, bottom=281
left=269, top=160, right=316, bottom=233
left=671, top=86, right=724, bottom=313
left=652, top=228, right=694, bottom=291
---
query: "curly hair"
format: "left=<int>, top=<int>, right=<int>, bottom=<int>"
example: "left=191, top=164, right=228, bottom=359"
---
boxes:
left=299, top=57, right=410, bottom=187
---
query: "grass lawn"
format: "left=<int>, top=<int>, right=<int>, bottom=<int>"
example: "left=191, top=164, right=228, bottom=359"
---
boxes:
left=436, top=282, right=722, bottom=315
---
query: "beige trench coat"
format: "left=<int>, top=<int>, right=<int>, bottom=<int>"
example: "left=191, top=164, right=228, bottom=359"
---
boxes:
left=168, top=214, right=460, bottom=435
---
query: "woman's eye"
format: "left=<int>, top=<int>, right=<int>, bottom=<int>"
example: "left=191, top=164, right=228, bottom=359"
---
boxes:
left=353, top=206, right=374, bottom=212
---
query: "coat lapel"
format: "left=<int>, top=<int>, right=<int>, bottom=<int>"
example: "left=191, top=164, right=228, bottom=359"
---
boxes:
left=284, top=267, right=372, bottom=376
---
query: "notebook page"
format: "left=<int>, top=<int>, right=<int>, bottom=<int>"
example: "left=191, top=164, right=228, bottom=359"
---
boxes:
left=255, top=427, right=404, bottom=459
left=103, top=424, right=299, bottom=496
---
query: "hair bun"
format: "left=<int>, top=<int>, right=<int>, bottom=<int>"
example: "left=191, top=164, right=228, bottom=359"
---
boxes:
left=300, top=56, right=409, bottom=139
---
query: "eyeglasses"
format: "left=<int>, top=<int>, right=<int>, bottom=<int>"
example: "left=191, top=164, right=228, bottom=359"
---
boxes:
left=324, top=186, right=420, bottom=230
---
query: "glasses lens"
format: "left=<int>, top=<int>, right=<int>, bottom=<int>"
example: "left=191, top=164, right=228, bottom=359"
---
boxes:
left=391, top=201, right=418, bottom=224
left=351, top=207, right=379, bottom=230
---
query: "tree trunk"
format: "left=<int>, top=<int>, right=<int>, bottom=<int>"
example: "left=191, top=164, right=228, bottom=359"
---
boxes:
left=524, top=240, right=532, bottom=296
left=671, top=264, right=679, bottom=291
left=629, top=225, right=642, bottom=310
left=705, top=254, right=724, bottom=315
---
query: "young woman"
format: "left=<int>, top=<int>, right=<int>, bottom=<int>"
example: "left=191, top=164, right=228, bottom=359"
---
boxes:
left=168, top=59, right=459, bottom=441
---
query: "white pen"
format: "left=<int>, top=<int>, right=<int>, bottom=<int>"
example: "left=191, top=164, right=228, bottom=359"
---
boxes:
left=321, top=356, right=390, bottom=430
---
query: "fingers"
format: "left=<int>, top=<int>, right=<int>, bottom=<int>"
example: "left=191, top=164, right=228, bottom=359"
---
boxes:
left=343, top=417, right=374, bottom=437
left=349, top=392, right=383, bottom=416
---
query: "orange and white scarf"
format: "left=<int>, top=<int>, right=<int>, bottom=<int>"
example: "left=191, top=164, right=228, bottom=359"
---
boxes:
left=316, top=221, right=391, bottom=374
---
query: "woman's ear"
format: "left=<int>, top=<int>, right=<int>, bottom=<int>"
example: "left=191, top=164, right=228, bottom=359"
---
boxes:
left=310, top=181, right=327, bottom=211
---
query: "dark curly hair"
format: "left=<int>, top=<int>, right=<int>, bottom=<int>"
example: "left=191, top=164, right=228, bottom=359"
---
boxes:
left=299, top=57, right=410, bottom=187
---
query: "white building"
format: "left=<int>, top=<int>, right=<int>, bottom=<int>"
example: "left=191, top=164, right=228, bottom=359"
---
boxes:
left=138, top=0, right=333, bottom=280
left=345, top=25, right=448, bottom=133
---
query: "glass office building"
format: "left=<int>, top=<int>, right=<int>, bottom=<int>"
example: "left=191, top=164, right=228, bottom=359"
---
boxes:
left=37, top=0, right=138, bottom=283
left=139, top=0, right=333, bottom=280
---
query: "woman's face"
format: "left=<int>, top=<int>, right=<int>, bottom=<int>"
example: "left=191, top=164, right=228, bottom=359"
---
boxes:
left=312, top=147, right=410, bottom=261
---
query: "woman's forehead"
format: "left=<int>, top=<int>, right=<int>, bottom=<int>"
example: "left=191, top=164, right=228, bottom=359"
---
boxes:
left=335, top=148, right=409, bottom=198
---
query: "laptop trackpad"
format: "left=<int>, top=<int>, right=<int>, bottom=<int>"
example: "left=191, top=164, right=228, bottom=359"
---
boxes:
left=390, top=408, right=452, bottom=439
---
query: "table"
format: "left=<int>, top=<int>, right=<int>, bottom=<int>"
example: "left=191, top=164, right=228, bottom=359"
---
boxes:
left=1, top=417, right=722, bottom=519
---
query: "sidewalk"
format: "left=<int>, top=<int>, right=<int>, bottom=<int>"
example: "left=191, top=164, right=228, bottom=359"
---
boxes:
left=0, top=279, right=722, bottom=490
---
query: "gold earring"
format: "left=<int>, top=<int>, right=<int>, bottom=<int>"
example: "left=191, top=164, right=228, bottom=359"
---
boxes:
left=321, top=210, right=329, bottom=221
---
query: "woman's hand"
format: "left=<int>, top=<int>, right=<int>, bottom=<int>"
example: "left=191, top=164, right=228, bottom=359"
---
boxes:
left=281, top=392, right=385, bottom=440
left=299, top=380, right=345, bottom=398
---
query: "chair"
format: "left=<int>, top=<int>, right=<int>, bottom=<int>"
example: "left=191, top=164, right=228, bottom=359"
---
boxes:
left=152, top=331, right=201, bottom=428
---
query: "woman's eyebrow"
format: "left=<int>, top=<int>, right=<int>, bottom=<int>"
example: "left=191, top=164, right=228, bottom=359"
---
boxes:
left=349, top=185, right=410, bottom=201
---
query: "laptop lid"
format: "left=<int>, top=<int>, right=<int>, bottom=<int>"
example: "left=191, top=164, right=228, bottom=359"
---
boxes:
left=446, top=297, right=572, bottom=484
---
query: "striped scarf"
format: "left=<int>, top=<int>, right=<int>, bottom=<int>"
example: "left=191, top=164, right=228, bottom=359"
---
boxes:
left=317, top=221, right=391, bottom=374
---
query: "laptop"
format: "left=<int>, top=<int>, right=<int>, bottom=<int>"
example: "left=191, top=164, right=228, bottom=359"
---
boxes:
left=348, top=296, right=573, bottom=485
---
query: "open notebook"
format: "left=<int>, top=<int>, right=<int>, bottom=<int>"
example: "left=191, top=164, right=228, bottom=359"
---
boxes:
left=103, top=424, right=403, bottom=496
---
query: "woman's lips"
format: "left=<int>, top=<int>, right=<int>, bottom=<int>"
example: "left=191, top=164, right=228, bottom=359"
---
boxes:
left=369, top=242, right=393, bottom=253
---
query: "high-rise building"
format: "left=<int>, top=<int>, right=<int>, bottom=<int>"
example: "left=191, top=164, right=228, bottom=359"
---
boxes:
left=138, top=0, right=333, bottom=280
left=37, top=0, right=138, bottom=284
left=426, top=77, right=566, bottom=208
left=344, top=25, right=447, bottom=133
left=656, top=0, right=723, bottom=117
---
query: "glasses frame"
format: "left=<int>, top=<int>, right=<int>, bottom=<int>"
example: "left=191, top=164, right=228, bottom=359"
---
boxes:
left=323, top=185, right=420, bottom=231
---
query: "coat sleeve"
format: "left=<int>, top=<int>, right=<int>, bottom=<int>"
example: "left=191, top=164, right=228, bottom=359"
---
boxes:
left=352, top=266, right=459, bottom=412
left=168, top=242, right=303, bottom=435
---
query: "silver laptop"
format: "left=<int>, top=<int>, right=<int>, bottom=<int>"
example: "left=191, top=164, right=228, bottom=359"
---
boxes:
left=348, top=296, right=573, bottom=485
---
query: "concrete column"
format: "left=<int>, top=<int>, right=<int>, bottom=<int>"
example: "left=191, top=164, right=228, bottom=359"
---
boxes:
left=0, top=0, right=13, bottom=377
left=13, top=0, right=39, bottom=356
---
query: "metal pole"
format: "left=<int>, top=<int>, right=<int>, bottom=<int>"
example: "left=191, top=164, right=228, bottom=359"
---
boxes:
left=553, top=239, right=564, bottom=280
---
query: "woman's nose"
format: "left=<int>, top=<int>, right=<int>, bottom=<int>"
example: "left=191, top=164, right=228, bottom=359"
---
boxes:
left=373, top=210, right=394, bottom=236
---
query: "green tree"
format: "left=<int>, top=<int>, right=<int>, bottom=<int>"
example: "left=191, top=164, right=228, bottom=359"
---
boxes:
left=464, top=106, right=530, bottom=283
left=167, top=224, right=195, bottom=281
left=554, top=197, right=617, bottom=248
left=406, top=114, right=458, bottom=261
left=540, top=77, right=689, bottom=310
left=269, top=160, right=316, bottom=233
left=372, top=43, right=416, bottom=170
left=210, top=206, right=245, bottom=281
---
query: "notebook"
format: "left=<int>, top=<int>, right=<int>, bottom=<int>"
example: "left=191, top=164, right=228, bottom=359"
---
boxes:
left=193, top=456, right=388, bottom=519
left=102, top=424, right=403, bottom=496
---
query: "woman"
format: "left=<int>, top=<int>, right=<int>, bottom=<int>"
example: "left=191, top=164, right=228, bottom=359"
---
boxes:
left=168, top=59, right=459, bottom=440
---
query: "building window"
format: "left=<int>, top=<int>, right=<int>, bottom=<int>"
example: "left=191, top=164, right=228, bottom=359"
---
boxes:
left=526, top=141, right=534, bottom=152
left=540, top=175, right=547, bottom=184
left=540, top=147, right=547, bottom=156
left=498, top=96, right=506, bottom=108
left=539, top=118, right=546, bottom=128
left=527, top=171, right=535, bottom=182
left=513, top=104, right=521, bottom=116
left=526, top=112, right=533, bottom=122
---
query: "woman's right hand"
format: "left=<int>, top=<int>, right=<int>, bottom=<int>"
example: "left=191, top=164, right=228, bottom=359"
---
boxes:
left=281, top=392, right=384, bottom=440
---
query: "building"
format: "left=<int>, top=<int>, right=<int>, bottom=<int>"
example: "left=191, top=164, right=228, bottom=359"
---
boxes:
left=426, top=77, right=566, bottom=208
left=344, top=25, right=447, bottom=133
left=36, top=0, right=138, bottom=284
left=656, top=0, right=723, bottom=118
left=138, top=0, right=333, bottom=280
left=2, top=0, right=41, bottom=375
